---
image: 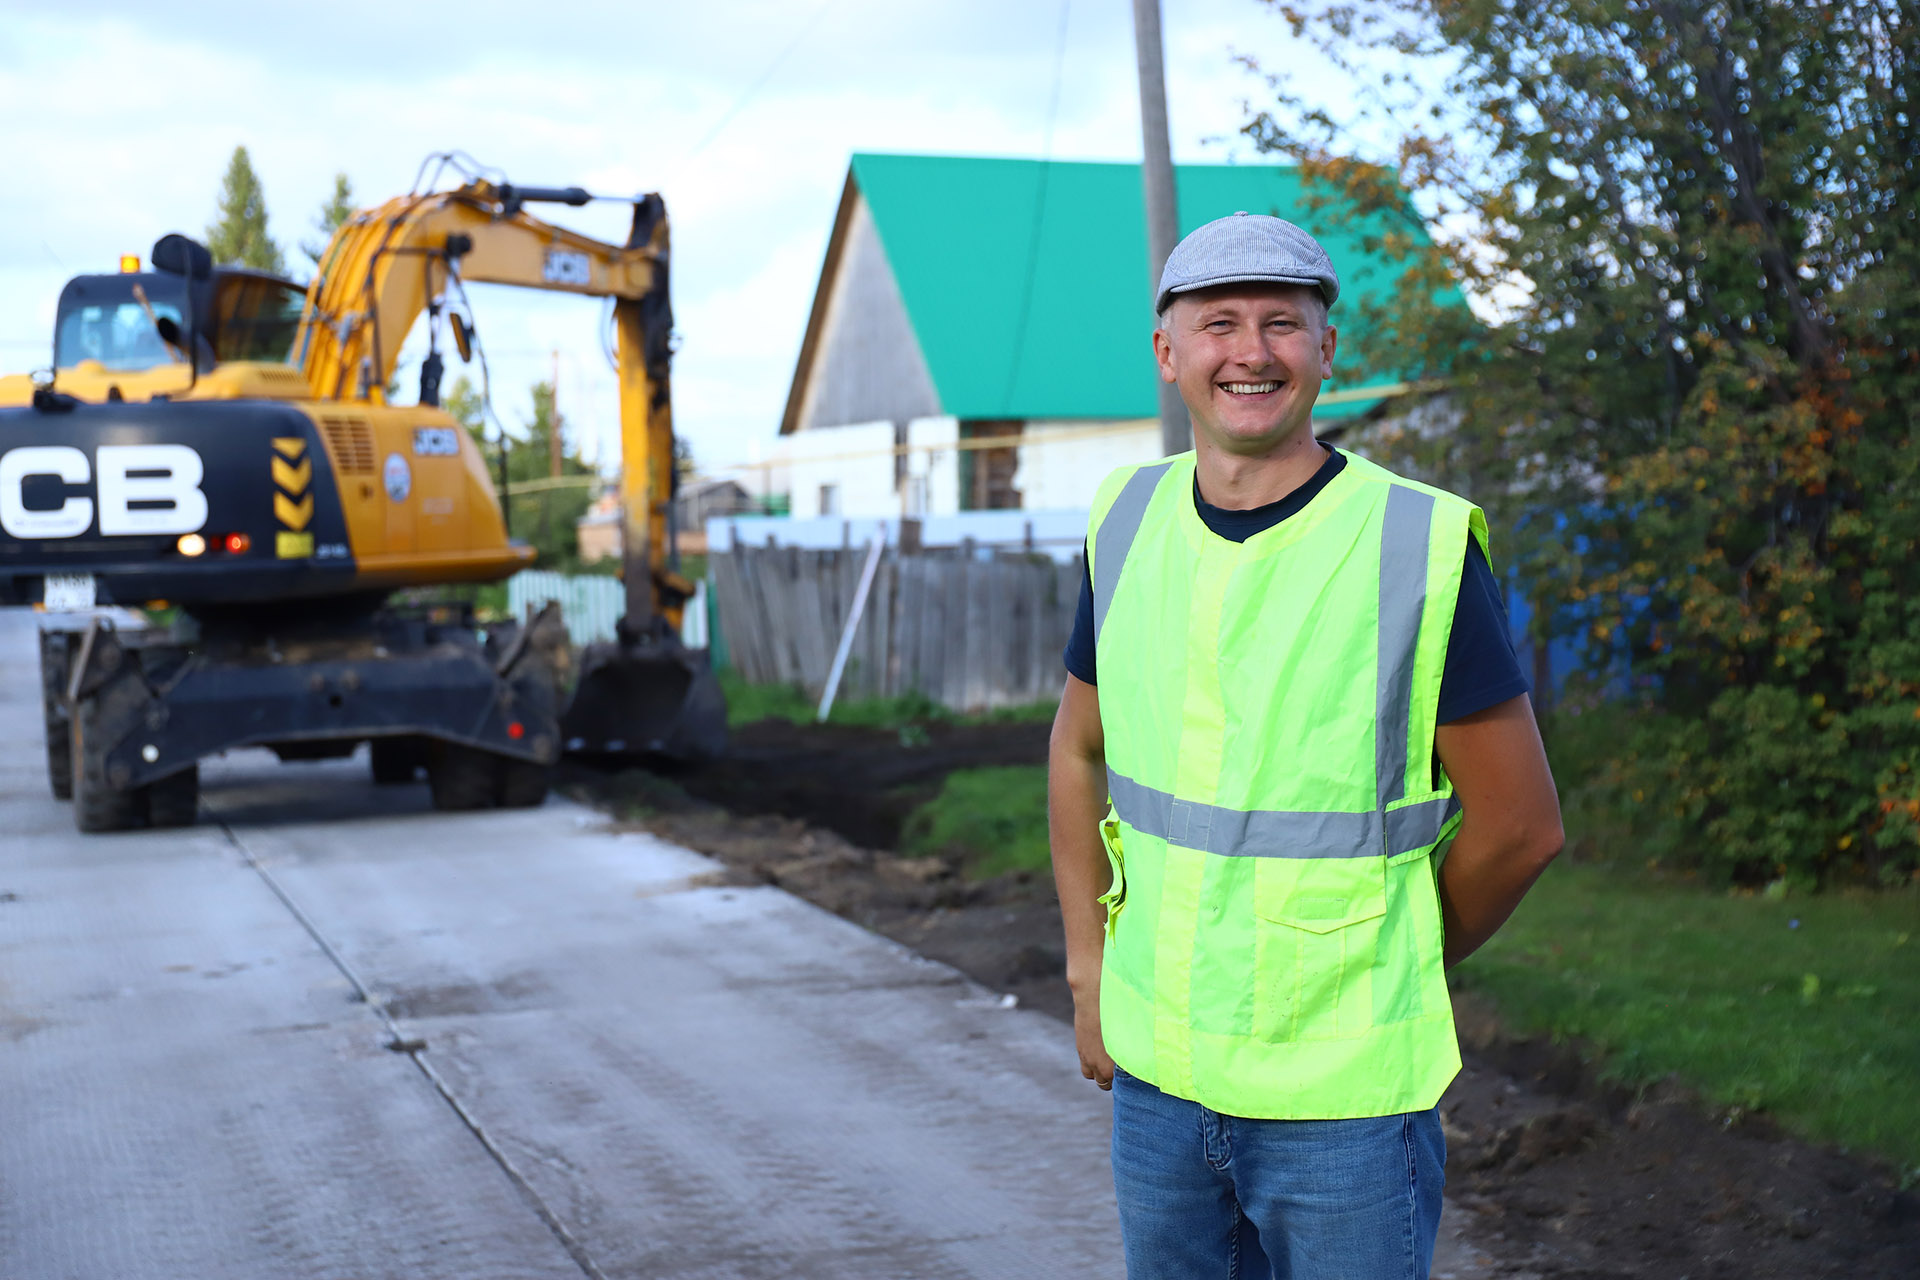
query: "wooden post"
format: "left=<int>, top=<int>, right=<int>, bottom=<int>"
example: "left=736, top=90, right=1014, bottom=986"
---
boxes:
left=1132, top=0, right=1190, bottom=455
left=818, top=530, right=887, bottom=721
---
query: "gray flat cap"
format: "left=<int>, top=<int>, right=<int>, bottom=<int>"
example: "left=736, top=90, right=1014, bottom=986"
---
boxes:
left=1155, top=212, right=1339, bottom=312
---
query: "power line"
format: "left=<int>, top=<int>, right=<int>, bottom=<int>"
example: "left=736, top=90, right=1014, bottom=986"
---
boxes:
left=999, top=0, right=1074, bottom=413
left=674, top=0, right=841, bottom=172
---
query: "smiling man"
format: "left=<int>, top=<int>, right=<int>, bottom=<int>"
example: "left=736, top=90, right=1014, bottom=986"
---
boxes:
left=1047, top=214, right=1564, bottom=1278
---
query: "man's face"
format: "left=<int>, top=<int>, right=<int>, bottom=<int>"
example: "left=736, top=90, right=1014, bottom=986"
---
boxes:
left=1152, top=284, right=1336, bottom=454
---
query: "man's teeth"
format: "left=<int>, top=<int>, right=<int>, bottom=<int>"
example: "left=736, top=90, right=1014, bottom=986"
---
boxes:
left=1221, top=381, right=1280, bottom=395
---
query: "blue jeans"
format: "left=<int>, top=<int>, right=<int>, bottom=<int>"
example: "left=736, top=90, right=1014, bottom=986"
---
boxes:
left=1110, top=1069, right=1445, bottom=1280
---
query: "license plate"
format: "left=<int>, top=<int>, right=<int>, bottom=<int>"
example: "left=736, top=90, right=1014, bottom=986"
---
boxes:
left=44, top=573, right=96, bottom=612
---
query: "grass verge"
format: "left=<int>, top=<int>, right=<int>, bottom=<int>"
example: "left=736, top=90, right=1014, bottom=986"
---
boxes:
left=1456, top=861, right=1920, bottom=1171
left=718, top=673, right=1058, bottom=731
left=901, top=765, right=1052, bottom=879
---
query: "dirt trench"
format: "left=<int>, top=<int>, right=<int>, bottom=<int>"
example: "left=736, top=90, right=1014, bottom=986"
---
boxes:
left=564, top=719, right=1919, bottom=1279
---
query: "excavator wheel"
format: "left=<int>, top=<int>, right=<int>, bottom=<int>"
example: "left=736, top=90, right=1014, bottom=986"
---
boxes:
left=427, top=742, right=499, bottom=812
left=70, top=720, right=144, bottom=834
left=146, top=766, right=200, bottom=828
left=39, top=632, right=73, bottom=801
left=496, top=759, right=550, bottom=809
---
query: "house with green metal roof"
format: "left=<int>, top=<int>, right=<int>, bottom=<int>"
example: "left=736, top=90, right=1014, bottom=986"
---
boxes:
left=777, top=152, right=1435, bottom=517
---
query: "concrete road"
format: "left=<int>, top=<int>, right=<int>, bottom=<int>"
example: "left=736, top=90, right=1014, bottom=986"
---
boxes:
left=0, top=608, right=1490, bottom=1279
left=0, top=608, right=1123, bottom=1279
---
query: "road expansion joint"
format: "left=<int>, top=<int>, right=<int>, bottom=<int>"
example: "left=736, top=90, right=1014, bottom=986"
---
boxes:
left=217, top=820, right=609, bottom=1280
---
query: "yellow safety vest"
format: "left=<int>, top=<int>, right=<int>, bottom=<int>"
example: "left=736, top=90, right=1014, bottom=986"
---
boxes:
left=1089, top=449, right=1486, bottom=1119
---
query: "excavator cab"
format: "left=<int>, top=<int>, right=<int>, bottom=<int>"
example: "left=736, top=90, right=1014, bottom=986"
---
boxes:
left=54, top=243, right=305, bottom=377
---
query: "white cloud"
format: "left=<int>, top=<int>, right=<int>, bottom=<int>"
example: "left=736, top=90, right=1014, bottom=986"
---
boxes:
left=0, top=0, right=1382, bottom=471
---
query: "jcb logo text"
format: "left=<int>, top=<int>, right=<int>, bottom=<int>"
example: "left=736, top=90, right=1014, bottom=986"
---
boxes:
left=0, top=445, right=208, bottom=539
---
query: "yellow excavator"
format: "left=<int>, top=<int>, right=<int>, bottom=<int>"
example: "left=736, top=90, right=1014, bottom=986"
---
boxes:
left=0, top=157, right=725, bottom=831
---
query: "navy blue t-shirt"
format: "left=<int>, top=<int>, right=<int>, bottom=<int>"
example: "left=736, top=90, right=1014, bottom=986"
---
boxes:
left=1062, top=447, right=1529, bottom=724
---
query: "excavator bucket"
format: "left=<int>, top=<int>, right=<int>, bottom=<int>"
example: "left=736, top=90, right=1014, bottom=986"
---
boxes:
left=560, top=624, right=727, bottom=764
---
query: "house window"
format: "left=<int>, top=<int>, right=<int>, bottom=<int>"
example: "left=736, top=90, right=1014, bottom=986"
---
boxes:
left=818, top=483, right=839, bottom=516
left=959, top=419, right=1023, bottom=510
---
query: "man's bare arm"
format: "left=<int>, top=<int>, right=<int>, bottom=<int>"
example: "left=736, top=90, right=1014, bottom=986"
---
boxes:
left=1048, top=674, right=1116, bottom=1088
left=1432, top=693, right=1564, bottom=968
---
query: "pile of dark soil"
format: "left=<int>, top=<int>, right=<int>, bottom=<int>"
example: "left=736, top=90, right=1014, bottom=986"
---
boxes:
left=654, top=717, right=1051, bottom=851
left=1439, top=995, right=1917, bottom=1277
left=564, top=718, right=1919, bottom=1279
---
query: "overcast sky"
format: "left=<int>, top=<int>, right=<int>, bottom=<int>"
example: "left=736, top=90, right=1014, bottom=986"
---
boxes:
left=0, top=0, right=1378, bottom=474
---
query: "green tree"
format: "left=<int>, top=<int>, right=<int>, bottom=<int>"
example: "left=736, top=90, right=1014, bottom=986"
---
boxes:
left=503, top=380, right=598, bottom=569
left=1248, top=1, right=1920, bottom=885
left=302, top=172, right=355, bottom=268
left=444, top=374, right=487, bottom=447
left=438, top=374, right=599, bottom=567
left=204, top=145, right=285, bottom=274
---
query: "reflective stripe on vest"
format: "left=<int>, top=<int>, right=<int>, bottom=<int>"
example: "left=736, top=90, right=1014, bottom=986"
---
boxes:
left=1375, top=485, right=1436, bottom=807
left=1104, top=768, right=1461, bottom=859
left=1092, top=460, right=1173, bottom=643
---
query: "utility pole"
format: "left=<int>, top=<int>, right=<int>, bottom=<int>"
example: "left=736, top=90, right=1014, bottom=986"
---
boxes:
left=1132, top=0, right=1189, bottom=455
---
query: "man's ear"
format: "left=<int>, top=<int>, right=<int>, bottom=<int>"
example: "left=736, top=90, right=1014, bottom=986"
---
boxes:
left=1152, top=326, right=1177, bottom=384
left=1319, top=323, right=1338, bottom=380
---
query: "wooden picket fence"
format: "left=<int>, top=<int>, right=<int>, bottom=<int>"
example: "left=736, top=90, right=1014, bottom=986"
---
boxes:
left=708, top=545, right=1081, bottom=711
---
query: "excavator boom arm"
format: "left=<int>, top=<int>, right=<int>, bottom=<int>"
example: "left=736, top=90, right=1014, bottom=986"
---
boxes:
left=296, top=182, right=677, bottom=625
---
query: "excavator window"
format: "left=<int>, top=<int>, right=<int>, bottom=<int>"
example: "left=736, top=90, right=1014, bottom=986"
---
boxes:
left=209, top=273, right=305, bottom=363
left=54, top=276, right=189, bottom=371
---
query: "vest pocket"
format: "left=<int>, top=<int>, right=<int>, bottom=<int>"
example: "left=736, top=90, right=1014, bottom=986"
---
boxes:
left=1097, top=815, right=1126, bottom=941
left=1251, top=856, right=1389, bottom=1042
